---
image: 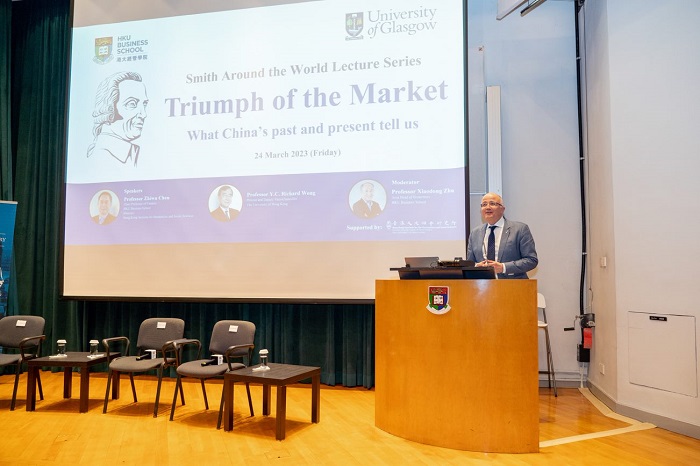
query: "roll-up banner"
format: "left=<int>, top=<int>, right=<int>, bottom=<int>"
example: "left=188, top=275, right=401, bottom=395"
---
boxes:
left=0, top=201, right=18, bottom=317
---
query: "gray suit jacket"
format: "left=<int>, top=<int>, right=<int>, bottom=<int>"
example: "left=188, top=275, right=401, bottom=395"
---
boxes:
left=466, top=218, right=538, bottom=279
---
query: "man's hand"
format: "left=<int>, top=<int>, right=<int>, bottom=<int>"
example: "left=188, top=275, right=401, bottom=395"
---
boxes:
left=475, top=260, right=504, bottom=274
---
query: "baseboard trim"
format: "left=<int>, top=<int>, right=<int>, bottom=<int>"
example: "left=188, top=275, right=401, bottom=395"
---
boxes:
left=587, top=382, right=700, bottom=440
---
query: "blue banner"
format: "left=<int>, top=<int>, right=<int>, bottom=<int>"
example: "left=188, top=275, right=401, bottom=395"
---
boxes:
left=0, top=201, right=17, bottom=317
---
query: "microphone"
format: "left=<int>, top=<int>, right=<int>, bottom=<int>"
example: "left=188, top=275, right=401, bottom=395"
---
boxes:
left=201, top=358, right=218, bottom=366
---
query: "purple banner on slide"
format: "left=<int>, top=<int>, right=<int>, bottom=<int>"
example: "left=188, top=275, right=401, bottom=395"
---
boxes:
left=65, top=169, right=466, bottom=245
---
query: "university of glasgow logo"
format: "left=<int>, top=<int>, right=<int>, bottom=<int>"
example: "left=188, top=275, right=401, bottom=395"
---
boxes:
left=93, top=37, right=113, bottom=64
left=427, top=286, right=451, bottom=315
left=346, top=12, right=364, bottom=40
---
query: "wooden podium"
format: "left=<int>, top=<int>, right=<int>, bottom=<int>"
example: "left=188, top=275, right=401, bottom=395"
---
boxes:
left=375, top=279, right=539, bottom=453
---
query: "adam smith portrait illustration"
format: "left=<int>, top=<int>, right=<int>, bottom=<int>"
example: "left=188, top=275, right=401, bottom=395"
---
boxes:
left=87, top=71, right=148, bottom=166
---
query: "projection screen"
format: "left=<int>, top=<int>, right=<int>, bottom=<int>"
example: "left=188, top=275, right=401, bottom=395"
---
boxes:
left=62, top=0, right=468, bottom=302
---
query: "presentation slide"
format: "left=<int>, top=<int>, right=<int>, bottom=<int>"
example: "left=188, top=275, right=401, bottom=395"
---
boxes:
left=62, top=0, right=468, bottom=301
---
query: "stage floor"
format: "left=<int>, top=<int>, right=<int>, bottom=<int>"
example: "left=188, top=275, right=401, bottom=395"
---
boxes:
left=1, top=371, right=698, bottom=465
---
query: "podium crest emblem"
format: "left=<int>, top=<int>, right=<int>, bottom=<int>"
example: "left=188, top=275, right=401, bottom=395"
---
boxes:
left=427, top=286, right=451, bottom=315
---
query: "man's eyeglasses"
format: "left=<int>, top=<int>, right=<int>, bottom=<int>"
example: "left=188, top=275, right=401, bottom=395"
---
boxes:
left=480, top=201, right=503, bottom=208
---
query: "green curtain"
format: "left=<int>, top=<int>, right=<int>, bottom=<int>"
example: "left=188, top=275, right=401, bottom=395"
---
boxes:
left=79, top=301, right=374, bottom=386
left=0, top=0, right=11, bottom=201
left=10, top=0, right=82, bottom=367
left=2, top=0, right=374, bottom=388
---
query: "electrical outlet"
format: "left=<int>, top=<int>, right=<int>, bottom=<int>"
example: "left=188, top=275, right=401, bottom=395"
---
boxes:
left=599, top=363, right=605, bottom=375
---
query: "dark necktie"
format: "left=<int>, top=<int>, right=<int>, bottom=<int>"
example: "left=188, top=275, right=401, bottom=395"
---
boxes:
left=487, top=225, right=497, bottom=261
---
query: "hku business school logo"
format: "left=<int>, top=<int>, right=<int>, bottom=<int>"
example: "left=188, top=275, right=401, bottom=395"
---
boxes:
left=93, top=37, right=114, bottom=64
left=345, top=12, right=364, bottom=40
left=427, top=286, right=451, bottom=315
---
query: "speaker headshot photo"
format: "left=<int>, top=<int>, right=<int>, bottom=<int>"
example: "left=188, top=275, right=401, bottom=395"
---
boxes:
left=350, top=180, right=385, bottom=219
left=86, top=71, right=148, bottom=167
left=209, top=184, right=242, bottom=222
left=90, top=190, right=119, bottom=225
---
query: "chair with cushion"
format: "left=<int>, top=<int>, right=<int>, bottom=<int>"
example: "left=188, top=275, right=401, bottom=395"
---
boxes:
left=0, top=315, right=46, bottom=410
left=103, top=317, right=186, bottom=417
left=169, top=320, right=255, bottom=428
left=538, top=293, right=557, bottom=396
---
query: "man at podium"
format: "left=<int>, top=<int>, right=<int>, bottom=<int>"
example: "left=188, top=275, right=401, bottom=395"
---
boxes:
left=467, top=192, right=538, bottom=279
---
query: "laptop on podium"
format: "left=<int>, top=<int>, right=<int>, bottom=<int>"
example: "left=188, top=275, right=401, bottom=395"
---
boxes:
left=404, top=256, right=439, bottom=268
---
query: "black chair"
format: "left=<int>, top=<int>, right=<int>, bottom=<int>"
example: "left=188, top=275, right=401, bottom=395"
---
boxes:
left=0, top=315, right=46, bottom=410
left=102, top=317, right=186, bottom=417
left=169, top=320, right=255, bottom=428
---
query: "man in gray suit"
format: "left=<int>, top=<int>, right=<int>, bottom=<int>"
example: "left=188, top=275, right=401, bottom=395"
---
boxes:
left=467, top=192, right=538, bottom=279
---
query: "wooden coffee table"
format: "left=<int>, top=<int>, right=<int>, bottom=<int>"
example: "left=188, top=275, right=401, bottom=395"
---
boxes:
left=26, top=351, right=119, bottom=413
left=223, top=363, right=320, bottom=440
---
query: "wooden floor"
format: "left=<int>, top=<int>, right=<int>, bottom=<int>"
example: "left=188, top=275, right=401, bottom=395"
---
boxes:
left=1, top=371, right=699, bottom=465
